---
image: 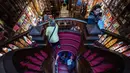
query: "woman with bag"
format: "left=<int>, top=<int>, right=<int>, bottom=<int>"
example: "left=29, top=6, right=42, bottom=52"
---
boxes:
left=45, top=18, right=60, bottom=49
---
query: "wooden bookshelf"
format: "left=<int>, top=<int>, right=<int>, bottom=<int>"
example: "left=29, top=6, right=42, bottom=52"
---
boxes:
left=102, top=0, right=130, bottom=37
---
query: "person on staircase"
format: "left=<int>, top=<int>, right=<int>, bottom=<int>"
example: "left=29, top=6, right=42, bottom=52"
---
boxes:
left=55, top=51, right=75, bottom=73
left=70, top=22, right=80, bottom=32
left=55, top=51, right=69, bottom=65
left=87, top=4, right=101, bottom=24
left=67, top=55, right=75, bottom=73
left=45, top=17, right=60, bottom=49
left=97, top=12, right=104, bottom=34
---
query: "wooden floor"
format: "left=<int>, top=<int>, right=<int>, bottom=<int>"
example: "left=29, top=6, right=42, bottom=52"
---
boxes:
left=59, top=5, right=70, bottom=17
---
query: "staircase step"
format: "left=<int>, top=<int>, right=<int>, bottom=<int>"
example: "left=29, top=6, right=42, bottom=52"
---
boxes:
left=84, top=43, right=94, bottom=46
left=86, top=36, right=99, bottom=41
left=86, top=25, right=95, bottom=32
left=86, top=24, right=101, bottom=35
left=29, top=27, right=41, bottom=36
left=84, top=36, right=99, bottom=45
left=32, top=36, right=44, bottom=41
left=32, top=36, right=45, bottom=45
left=58, top=64, right=68, bottom=70
left=35, top=26, right=43, bottom=33
left=37, top=44, right=46, bottom=47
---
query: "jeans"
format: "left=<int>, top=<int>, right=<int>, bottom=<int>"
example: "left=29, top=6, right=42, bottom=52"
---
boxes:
left=68, top=61, right=75, bottom=73
left=50, top=41, right=60, bottom=49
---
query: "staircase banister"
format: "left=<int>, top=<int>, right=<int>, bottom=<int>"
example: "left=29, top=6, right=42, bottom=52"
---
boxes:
left=86, top=45, right=130, bottom=73
left=102, top=29, right=130, bottom=44
left=59, top=30, right=81, bottom=35
left=38, top=17, right=89, bottom=41
left=1, top=51, right=19, bottom=73
left=76, top=56, right=92, bottom=73
left=0, top=47, right=43, bottom=73
left=55, top=18, right=88, bottom=24
left=10, top=47, right=46, bottom=73
left=38, top=18, right=88, bottom=27
left=0, top=29, right=32, bottom=47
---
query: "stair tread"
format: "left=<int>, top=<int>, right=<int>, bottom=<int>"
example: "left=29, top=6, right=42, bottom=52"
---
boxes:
left=32, top=36, right=44, bottom=41
left=35, top=26, right=43, bottom=32
left=86, top=24, right=101, bottom=35
left=58, top=65, right=68, bottom=70
left=86, top=36, right=99, bottom=40
left=29, top=27, right=41, bottom=36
